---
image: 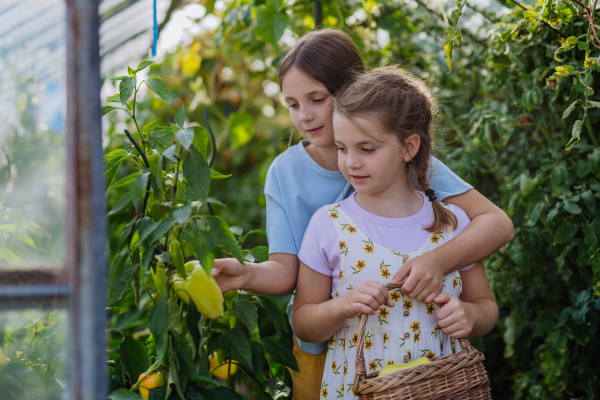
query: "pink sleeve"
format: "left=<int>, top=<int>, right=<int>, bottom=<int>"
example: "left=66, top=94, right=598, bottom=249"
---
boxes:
left=298, top=207, right=338, bottom=276
left=452, top=206, right=477, bottom=272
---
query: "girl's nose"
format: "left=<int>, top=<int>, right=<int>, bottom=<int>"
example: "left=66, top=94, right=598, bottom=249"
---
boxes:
left=298, top=107, right=313, bottom=122
left=346, top=151, right=361, bottom=170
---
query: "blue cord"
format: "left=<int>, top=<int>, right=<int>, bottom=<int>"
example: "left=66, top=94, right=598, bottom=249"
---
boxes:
left=152, top=0, right=158, bottom=56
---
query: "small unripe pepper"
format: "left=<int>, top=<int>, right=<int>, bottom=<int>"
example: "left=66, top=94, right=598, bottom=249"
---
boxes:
left=169, top=239, right=186, bottom=279
left=150, top=262, right=165, bottom=295
left=208, top=351, right=237, bottom=380
left=172, top=260, right=224, bottom=319
left=138, top=371, right=166, bottom=399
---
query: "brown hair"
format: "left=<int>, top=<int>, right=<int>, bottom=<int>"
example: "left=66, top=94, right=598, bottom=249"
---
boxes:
left=277, top=28, right=365, bottom=96
left=334, top=66, right=457, bottom=233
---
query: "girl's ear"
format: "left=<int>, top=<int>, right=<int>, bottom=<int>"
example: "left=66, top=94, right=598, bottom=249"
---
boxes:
left=403, top=134, right=421, bottom=162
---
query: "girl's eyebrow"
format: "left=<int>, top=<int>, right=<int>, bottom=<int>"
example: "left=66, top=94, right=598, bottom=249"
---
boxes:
left=285, top=90, right=328, bottom=101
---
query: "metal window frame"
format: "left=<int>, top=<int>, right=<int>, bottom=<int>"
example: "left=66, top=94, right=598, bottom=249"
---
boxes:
left=0, top=1, right=107, bottom=399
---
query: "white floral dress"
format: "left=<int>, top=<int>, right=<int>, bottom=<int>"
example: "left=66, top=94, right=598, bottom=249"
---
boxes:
left=320, top=203, right=463, bottom=399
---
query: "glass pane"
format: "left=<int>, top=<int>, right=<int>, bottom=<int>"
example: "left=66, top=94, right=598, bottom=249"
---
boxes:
left=0, top=1, right=67, bottom=268
left=0, top=309, right=70, bottom=400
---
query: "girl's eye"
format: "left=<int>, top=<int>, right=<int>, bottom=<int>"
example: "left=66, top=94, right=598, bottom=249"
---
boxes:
left=361, top=148, right=375, bottom=153
left=313, top=98, right=326, bottom=103
left=287, top=104, right=298, bottom=109
left=337, top=147, right=347, bottom=152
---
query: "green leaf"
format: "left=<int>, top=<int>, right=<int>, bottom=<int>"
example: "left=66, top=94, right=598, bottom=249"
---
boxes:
left=257, top=296, right=287, bottom=333
left=443, top=37, right=453, bottom=73
left=259, top=336, right=299, bottom=371
left=220, top=329, right=253, bottom=369
left=108, top=389, right=143, bottom=400
left=171, top=331, right=193, bottom=392
left=105, top=149, right=128, bottom=187
left=555, top=220, right=578, bottom=244
left=581, top=190, right=596, bottom=212
left=107, top=94, right=121, bottom=103
left=162, top=145, right=177, bottom=162
left=562, top=100, right=581, bottom=120
left=191, top=375, right=227, bottom=387
left=127, top=66, right=136, bottom=77
left=210, top=169, right=231, bottom=180
left=519, top=174, right=537, bottom=196
left=141, top=244, right=156, bottom=271
left=145, top=78, right=170, bottom=101
left=563, top=201, right=582, bottom=214
left=119, top=77, right=136, bottom=105
left=250, top=341, right=266, bottom=379
left=496, top=116, right=512, bottom=146
left=192, top=126, right=208, bottom=158
left=108, top=193, right=132, bottom=216
left=39, top=320, right=67, bottom=339
left=554, top=36, right=578, bottom=61
left=176, top=105, right=186, bottom=128
left=176, top=128, right=195, bottom=150
left=138, top=220, right=160, bottom=244
left=173, top=200, right=192, bottom=225
left=150, top=156, right=163, bottom=200
left=255, top=0, right=290, bottom=47
left=150, top=218, right=175, bottom=243
left=250, top=246, right=269, bottom=262
left=131, top=173, right=149, bottom=210
left=584, top=223, right=598, bottom=248
left=148, top=294, right=170, bottom=362
left=142, top=119, right=161, bottom=134
left=264, top=377, right=291, bottom=400
left=203, top=215, right=244, bottom=264
left=118, top=218, right=138, bottom=251
left=149, top=129, right=175, bottom=152
left=571, top=119, right=583, bottom=141
left=107, top=251, right=128, bottom=285
left=232, top=299, right=258, bottom=332
left=192, top=229, right=217, bottom=275
left=187, top=299, right=202, bottom=359
left=120, top=334, right=149, bottom=381
left=136, top=60, right=154, bottom=72
left=229, top=112, right=254, bottom=147
left=110, top=172, right=138, bottom=189
left=107, top=262, right=139, bottom=305
left=183, top=151, right=211, bottom=201
left=102, top=105, right=120, bottom=116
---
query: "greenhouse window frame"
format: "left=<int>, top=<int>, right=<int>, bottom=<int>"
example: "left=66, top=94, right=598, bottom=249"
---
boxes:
left=0, top=0, right=107, bottom=399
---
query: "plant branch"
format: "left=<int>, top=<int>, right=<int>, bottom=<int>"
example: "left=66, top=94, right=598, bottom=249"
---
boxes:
left=124, top=129, right=151, bottom=215
left=412, top=0, right=485, bottom=45
left=510, top=0, right=568, bottom=38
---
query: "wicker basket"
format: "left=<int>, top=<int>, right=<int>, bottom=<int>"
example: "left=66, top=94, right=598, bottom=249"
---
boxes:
left=352, top=282, right=492, bottom=400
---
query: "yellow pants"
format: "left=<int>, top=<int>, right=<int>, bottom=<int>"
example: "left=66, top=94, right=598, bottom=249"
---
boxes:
left=291, top=336, right=327, bottom=400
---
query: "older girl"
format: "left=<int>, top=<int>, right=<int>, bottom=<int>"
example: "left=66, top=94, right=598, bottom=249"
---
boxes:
left=212, top=29, right=511, bottom=400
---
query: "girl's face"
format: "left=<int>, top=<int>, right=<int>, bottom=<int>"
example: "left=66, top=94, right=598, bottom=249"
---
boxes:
left=333, top=112, right=417, bottom=196
left=281, top=67, right=335, bottom=148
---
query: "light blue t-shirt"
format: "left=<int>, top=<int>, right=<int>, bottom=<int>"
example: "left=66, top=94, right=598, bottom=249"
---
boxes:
left=265, top=141, right=473, bottom=354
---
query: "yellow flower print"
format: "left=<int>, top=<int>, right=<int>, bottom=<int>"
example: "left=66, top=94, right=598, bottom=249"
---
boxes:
left=364, top=338, right=373, bottom=350
left=369, top=360, right=378, bottom=371
left=453, top=277, right=462, bottom=288
left=352, top=260, right=366, bottom=274
left=379, top=307, right=389, bottom=319
left=347, top=226, right=357, bottom=233
left=357, top=312, right=363, bottom=322
left=441, top=202, right=449, bottom=206
left=432, top=324, right=442, bottom=339
left=386, top=360, right=395, bottom=365
left=414, top=331, right=421, bottom=343
left=383, top=332, right=389, bottom=344
left=390, top=290, right=401, bottom=302
left=339, top=240, right=347, bottom=250
left=380, top=267, right=391, bottom=279
left=422, top=250, right=429, bottom=255
left=351, top=334, right=358, bottom=345
left=451, top=344, right=456, bottom=354
left=328, top=337, right=335, bottom=350
left=339, top=338, right=345, bottom=350
left=410, top=321, right=420, bottom=332
left=329, top=210, right=339, bottom=220
left=339, top=270, right=343, bottom=279
left=344, top=364, right=348, bottom=376
left=403, top=299, right=413, bottom=310
left=405, top=350, right=412, bottom=363
left=426, top=303, right=435, bottom=315
left=430, top=233, right=440, bottom=244
left=363, top=238, right=375, bottom=254
left=321, top=387, right=328, bottom=398
left=334, top=291, right=339, bottom=298
left=331, top=360, right=337, bottom=370
left=341, top=383, right=344, bottom=392
left=425, top=350, right=435, bottom=360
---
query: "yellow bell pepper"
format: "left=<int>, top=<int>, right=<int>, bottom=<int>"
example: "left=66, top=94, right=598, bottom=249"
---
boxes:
left=209, top=352, right=237, bottom=380
left=378, top=357, right=432, bottom=376
left=138, top=371, right=166, bottom=399
left=172, top=260, right=224, bottom=319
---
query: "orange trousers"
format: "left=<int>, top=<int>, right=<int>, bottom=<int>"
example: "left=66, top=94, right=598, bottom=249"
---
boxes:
left=291, top=336, right=327, bottom=400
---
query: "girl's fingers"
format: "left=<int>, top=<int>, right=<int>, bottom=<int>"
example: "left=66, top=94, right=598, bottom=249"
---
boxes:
left=407, top=280, right=427, bottom=300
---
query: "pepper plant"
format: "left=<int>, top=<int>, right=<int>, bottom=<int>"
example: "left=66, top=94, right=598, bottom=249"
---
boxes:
left=103, top=62, right=297, bottom=400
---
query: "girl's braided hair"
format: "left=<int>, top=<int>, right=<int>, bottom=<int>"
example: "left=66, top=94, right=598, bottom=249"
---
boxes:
left=334, top=66, right=457, bottom=233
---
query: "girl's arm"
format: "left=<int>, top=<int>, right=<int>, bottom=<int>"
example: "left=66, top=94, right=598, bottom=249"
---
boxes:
left=211, top=253, right=299, bottom=295
left=291, top=263, right=394, bottom=344
left=434, top=261, right=498, bottom=338
left=393, top=189, right=514, bottom=303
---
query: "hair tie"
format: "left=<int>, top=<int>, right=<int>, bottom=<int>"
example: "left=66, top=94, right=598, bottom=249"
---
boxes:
left=424, top=188, right=437, bottom=202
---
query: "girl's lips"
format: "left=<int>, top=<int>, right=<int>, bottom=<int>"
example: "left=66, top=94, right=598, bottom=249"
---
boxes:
left=351, top=175, right=369, bottom=183
left=305, top=126, right=324, bottom=135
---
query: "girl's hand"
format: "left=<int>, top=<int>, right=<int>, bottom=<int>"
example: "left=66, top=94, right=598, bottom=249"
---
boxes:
left=342, top=280, right=394, bottom=319
left=391, top=253, right=444, bottom=303
left=211, top=258, right=249, bottom=293
left=433, top=292, right=475, bottom=338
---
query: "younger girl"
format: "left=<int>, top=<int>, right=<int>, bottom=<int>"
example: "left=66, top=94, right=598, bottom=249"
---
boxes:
left=291, top=67, right=498, bottom=399
left=212, top=29, right=511, bottom=400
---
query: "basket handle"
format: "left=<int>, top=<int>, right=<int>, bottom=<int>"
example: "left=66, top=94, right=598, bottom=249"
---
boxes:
left=352, top=282, right=474, bottom=394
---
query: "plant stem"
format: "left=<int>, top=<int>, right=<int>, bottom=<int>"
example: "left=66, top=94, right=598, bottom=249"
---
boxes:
left=173, top=150, right=182, bottom=200
left=131, top=359, right=161, bottom=391
left=131, top=82, right=144, bottom=149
